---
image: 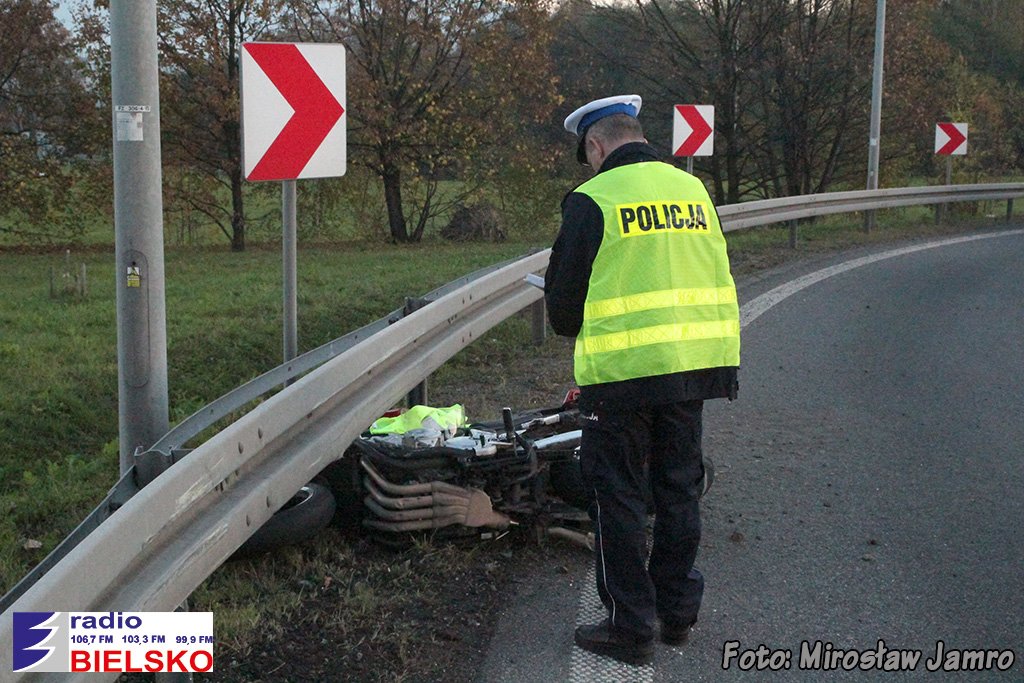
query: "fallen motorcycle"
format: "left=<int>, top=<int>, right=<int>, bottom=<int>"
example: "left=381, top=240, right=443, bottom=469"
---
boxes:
left=323, top=391, right=715, bottom=549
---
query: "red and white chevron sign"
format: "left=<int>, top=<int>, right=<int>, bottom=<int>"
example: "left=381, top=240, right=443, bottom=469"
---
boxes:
left=242, top=43, right=346, bottom=181
left=673, top=104, right=714, bottom=157
left=935, top=122, right=967, bottom=156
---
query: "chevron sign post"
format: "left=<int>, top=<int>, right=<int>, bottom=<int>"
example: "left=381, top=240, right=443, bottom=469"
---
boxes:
left=241, top=42, right=347, bottom=368
left=242, top=42, right=346, bottom=181
left=935, top=122, right=967, bottom=156
left=935, top=122, right=967, bottom=224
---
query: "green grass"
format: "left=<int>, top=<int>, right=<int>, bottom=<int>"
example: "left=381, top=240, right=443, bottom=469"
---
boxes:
left=0, top=239, right=547, bottom=596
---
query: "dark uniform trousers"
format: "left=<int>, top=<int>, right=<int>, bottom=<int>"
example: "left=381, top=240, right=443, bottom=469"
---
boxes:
left=579, top=399, right=706, bottom=641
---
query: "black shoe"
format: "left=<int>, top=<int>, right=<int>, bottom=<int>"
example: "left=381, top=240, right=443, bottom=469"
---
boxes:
left=660, top=621, right=693, bottom=646
left=574, top=620, right=654, bottom=666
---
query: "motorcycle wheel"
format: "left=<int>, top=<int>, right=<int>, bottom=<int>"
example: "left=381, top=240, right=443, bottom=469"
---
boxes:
left=231, top=481, right=336, bottom=560
left=319, top=449, right=365, bottom=531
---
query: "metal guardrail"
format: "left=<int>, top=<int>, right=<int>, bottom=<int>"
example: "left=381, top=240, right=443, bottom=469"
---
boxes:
left=2, top=183, right=1023, bottom=680
left=716, top=182, right=1023, bottom=231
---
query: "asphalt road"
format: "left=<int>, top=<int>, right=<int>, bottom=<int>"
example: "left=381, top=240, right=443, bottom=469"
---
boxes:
left=480, top=229, right=1024, bottom=682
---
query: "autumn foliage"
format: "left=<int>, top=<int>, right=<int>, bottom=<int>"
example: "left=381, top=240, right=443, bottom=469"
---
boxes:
left=2, top=0, right=1024, bottom=247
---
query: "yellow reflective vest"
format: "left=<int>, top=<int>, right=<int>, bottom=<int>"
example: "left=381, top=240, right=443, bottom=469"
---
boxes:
left=572, top=161, right=740, bottom=386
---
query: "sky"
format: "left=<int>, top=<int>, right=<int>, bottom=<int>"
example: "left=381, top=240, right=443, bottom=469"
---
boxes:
left=54, top=1, right=75, bottom=28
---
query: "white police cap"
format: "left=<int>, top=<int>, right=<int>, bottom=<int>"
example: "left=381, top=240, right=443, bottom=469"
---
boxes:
left=563, top=95, right=642, bottom=164
left=564, top=95, right=642, bottom=136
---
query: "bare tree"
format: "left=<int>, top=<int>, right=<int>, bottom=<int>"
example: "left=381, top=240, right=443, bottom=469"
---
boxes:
left=562, top=0, right=876, bottom=199
left=157, top=0, right=285, bottom=251
left=288, top=0, right=560, bottom=243
left=747, top=0, right=874, bottom=197
left=633, top=0, right=777, bottom=204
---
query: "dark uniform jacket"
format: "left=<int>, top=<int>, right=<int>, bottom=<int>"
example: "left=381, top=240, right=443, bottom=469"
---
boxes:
left=544, top=141, right=739, bottom=413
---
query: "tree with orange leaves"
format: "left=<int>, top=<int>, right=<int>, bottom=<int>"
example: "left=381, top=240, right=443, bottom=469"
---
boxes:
left=288, top=0, right=561, bottom=243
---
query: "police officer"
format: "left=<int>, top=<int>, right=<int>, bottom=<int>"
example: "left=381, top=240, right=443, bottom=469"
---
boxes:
left=544, top=95, right=740, bottom=666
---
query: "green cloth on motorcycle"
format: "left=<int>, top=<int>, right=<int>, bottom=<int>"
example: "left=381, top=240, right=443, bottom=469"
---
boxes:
left=369, top=404, right=467, bottom=437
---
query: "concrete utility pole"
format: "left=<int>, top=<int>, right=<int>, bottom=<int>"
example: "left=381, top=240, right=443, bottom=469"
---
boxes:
left=865, top=0, right=886, bottom=232
left=110, top=0, right=169, bottom=476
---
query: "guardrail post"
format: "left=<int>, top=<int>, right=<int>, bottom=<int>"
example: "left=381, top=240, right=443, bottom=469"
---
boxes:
left=135, top=447, right=173, bottom=487
left=531, top=299, right=546, bottom=345
left=404, top=297, right=429, bottom=407
left=789, top=219, right=799, bottom=249
left=1008, top=198, right=1014, bottom=222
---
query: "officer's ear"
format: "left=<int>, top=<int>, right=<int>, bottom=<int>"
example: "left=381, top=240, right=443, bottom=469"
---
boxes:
left=585, top=135, right=604, bottom=167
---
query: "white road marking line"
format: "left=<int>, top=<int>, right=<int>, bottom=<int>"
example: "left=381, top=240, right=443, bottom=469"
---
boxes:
left=740, top=230, right=1024, bottom=328
left=569, top=564, right=655, bottom=683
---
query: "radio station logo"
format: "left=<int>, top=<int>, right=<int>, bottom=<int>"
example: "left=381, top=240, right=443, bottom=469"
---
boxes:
left=11, top=611, right=213, bottom=673
left=13, top=612, right=63, bottom=672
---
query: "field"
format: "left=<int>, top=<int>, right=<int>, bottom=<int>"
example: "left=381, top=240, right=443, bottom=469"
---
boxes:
left=0, top=198, right=1017, bottom=680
